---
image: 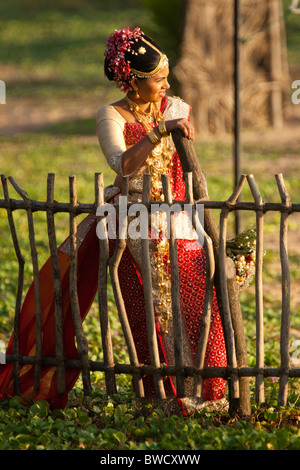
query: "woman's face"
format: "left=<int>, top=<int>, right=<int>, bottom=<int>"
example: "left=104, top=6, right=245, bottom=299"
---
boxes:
left=135, top=67, right=170, bottom=104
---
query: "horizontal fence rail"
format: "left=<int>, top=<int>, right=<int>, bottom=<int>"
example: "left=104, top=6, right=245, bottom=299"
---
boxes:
left=0, top=171, right=299, bottom=413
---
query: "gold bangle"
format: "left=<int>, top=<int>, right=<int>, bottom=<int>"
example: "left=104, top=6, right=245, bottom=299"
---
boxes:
left=147, top=130, right=161, bottom=146
left=158, top=120, right=168, bottom=137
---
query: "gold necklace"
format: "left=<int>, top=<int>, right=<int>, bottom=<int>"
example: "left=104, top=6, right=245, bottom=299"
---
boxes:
left=125, top=96, right=154, bottom=127
left=125, top=95, right=153, bottom=116
left=125, top=96, right=165, bottom=128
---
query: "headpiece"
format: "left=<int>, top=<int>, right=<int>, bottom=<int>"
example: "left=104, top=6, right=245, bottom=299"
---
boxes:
left=104, top=27, right=169, bottom=92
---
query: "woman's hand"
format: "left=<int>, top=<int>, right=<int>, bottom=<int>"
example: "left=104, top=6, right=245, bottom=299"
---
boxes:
left=120, top=118, right=194, bottom=177
left=165, top=118, right=194, bottom=141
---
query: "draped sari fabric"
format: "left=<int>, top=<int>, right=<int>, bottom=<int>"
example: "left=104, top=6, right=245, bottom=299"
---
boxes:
left=0, top=96, right=227, bottom=414
left=0, top=215, right=99, bottom=409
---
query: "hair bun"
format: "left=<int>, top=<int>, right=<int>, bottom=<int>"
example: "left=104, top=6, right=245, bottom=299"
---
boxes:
left=104, top=27, right=167, bottom=92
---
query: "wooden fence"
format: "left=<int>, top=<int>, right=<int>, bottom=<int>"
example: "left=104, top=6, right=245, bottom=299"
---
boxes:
left=0, top=164, right=300, bottom=415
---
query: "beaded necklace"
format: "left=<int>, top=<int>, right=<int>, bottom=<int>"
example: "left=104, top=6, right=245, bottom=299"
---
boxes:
left=125, top=95, right=161, bottom=126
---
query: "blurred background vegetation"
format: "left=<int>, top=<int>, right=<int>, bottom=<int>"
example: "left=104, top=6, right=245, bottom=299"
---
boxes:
left=0, top=0, right=299, bottom=99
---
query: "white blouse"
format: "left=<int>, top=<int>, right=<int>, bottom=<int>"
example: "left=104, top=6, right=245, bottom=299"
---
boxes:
left=96, top=105, right=127, bottom=176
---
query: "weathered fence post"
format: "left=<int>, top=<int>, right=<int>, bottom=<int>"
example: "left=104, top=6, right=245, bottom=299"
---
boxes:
left=69, top=175, right=92, bottom=396
left=161, top=174, right=185, bottom=398
left=247, top=175, right=265, bottom=404
left=219, top=175, right=248, bottom=403
left=8, top=176, right=42, bottom=394
left=141, top=173, right=166, bottom=399
left=46, top=173, right=66, bottom=394
left=95, top=172, right=117, bottom=395
left=171, top=129, right=251, bottom=416
left=108, top=177, right=145, bottom=398
left=184, top=172, right=215, bottom=398
left=1, top=174, right=24, bottom=394
left=276, top=173, right=292, bottom=406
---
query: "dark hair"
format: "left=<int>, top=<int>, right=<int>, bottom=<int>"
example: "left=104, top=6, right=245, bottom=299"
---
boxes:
left=104, top=34, right=165, bottom=85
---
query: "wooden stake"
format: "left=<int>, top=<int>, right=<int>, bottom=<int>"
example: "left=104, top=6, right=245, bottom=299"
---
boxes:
left=219, top=195, right=240, bottom=402
left=141, top=174, right=166, bottom=399
left=247, top=174, right=265, bottom=404
left=108, top=177, right=144, bottom=398
left=184, top=172, right=215, bottom=398
left=8, top=176, right=42, bottom=394
left=161, top=174, right=185, bottom=398
left=69, top=175, right=91, bottom=396
left=46, top=173, right=66, bottom=394
left=1, top=174, right=24, bottom=394
left=276, top=173, right=291, bottom=406
left=95, top=173, right=117, bottom=395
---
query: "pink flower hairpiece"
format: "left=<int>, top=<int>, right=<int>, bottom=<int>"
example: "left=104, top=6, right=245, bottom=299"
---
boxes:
left=104, top=27, right=144, bottom=92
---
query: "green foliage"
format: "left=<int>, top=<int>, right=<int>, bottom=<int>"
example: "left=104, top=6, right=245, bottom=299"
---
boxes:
left=1, top=389, right=300, bottom=450
left=135, top=0, right=185, bottom=92
left=136, top=0, right=184, bottom=61
left=282, top=0, right=300, bottom=65
left=0, top=0, right=151, bottom=102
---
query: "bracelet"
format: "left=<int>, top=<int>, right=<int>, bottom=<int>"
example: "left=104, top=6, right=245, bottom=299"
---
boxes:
left=147, top=130, right=161, bottom=146
left=158, top=120, right=168, bottom=137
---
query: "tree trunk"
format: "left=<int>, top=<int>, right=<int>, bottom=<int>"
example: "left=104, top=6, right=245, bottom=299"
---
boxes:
left=174, top=0, right=289, bottom=135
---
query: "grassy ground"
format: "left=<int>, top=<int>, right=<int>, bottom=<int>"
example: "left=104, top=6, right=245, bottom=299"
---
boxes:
left=1, top=0, right=300, bottom=451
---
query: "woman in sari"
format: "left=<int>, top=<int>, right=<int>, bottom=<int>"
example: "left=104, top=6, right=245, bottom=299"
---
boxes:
left=0, top=27, right=227, bottom=415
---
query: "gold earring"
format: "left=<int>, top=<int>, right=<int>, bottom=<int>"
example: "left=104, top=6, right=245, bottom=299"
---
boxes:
left=135, top=90, right=140, bottom=99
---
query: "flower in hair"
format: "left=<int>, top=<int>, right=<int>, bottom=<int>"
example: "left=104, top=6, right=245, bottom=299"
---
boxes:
left=104, top=27, right=144, bottom=92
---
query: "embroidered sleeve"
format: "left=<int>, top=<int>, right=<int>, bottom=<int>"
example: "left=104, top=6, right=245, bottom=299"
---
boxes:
left=96, top=105, right=127, bottom=176
left=164, top=96, right=190, bottom=121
